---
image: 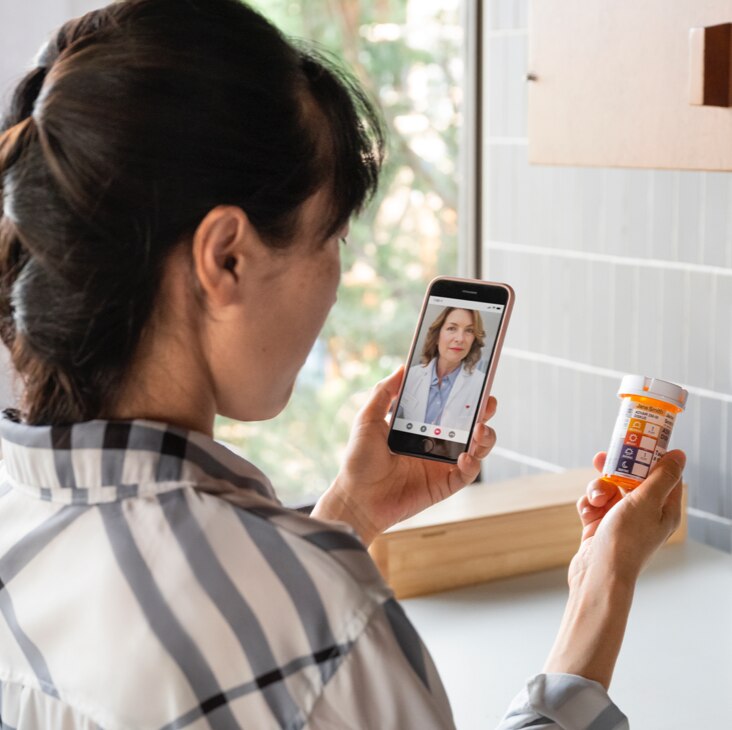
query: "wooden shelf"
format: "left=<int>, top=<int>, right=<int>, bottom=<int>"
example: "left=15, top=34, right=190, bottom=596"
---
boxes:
left=369, top=468, right=687, bottom=599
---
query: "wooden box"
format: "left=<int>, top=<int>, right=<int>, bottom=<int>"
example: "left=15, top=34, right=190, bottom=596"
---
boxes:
left=369, top=468, right=687, bottom=599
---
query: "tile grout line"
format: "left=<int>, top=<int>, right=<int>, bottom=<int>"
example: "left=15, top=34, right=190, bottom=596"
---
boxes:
left=491, top=446, right=565, bottom=474
left=691, top=392, right=702, bottom=511
left=687, top=507, right=732, bottom=527
left=503, top=347, right=732, bottom=403
left=721, top=405, right=729, bottom=519
left=709, top=274, right=718, bottom=393
left=682, top=270, right=692, bottom=383
left=728, top=178, right=732, bottom=269
left=632, top=266, right=641, bottom=372
left=485, top=239, right=732, bottom=276
left=657, top=265, right=665, bottom=380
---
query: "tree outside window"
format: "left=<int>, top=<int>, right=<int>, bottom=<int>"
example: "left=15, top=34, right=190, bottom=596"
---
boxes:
left=215, top=0, right=464, bottom=505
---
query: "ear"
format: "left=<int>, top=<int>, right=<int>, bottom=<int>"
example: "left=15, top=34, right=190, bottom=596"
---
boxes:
left=191, top=206, right=253, bottom=307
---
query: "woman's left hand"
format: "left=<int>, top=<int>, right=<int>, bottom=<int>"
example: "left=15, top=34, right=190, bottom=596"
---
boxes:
left=311, top=367, right=497, bottom=546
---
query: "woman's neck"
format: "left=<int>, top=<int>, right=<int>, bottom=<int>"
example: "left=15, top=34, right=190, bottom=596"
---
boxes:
left=109, top=262, right=217, bottom=436
left=436, top=357, right=461, bottom=381
left=111, top=335, right=216, bottom=435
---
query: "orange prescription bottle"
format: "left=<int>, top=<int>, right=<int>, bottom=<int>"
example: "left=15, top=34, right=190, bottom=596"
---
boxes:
left=603, top=375, right=688, bottom=491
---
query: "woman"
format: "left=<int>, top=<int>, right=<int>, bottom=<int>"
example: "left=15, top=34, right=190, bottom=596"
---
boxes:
left=399, top=307, right=486, bottom=432
left=0, top=2, right=684, bottom=728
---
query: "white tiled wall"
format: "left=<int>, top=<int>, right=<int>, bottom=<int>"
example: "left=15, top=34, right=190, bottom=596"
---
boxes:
left=483, top=0, right=732, bottom=551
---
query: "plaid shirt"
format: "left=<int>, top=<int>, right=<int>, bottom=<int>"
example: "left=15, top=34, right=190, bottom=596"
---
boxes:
left=0, top=413, right=627, bottom=729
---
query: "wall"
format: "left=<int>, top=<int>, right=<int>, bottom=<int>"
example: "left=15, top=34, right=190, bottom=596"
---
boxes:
left=0, top=1, right=107, bottom=96
left=483, top=0, right=732, bottom=551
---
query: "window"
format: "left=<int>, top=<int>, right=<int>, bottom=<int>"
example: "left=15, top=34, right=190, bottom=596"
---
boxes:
left=214, top=0, right=468, bottom=505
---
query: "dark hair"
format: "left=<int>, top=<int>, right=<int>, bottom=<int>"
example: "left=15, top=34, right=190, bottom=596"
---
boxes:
left=0, top=0, right=384, bottom=425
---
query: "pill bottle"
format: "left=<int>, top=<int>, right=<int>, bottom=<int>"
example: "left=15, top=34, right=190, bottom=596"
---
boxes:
left=603, top=375, right=688, bottom=491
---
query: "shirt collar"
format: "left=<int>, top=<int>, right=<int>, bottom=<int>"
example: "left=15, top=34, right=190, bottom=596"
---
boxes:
left=0, top=411, right=278, bottom=505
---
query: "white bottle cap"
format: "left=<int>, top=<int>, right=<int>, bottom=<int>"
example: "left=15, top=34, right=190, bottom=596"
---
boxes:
left=617, top=375, right=688, bottom=410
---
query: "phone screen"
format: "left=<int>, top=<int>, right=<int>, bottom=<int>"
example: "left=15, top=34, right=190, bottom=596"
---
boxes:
left=388, top=279, right=512, bottom=463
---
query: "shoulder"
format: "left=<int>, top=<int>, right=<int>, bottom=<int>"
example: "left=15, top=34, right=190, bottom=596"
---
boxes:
left=186, top=487, right=392, bottom=609
left=404, top=364, right=425, bottom=393
left=408, top=361, right=431, bottom=378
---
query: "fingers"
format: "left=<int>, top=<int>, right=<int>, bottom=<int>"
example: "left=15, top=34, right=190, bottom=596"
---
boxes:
left=479, top=396, right=498, bottom=422
left=577, top=495, right=601, bottom=522
left=576, top=489, right=622, bottom=543
left=662, top=479, right=684, bottom=528
left=634, top=450, right=686, bottom=505
left=453, top=451, right=481, bottom=490
left=468, top=422, right=497, bottom=460
left=577, top=477, right=621, bottom=531
left=576, top=495, right=605, bottom=541
left=468, top=398, right=498, bottom=459
left=593, top=451, right=607, bottom=473
left=378, top=366, right=404, bottom=397
left=576, top=490, right=616, bottom=523
left=578, top=458, right=614, bottom=532
left=359, top=366, right=405, bottom=424
left=448, top=422, right=496, bottom=495
left=585, top=476, right=618, bottom=508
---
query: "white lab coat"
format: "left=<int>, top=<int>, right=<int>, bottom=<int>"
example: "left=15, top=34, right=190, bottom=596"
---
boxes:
left=400, top=360, right=485, bottom=431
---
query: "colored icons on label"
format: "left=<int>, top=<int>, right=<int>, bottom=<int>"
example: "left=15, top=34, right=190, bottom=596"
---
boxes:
left=611, top=408, right=673, bottom=482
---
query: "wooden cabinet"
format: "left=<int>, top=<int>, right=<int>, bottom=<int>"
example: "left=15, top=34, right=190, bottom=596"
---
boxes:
left=528, top=0, right=732, bottom=170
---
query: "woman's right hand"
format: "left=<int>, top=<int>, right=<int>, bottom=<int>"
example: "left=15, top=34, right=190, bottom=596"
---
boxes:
left=570, top=450, right=686, bottom=589
left=543, top=450, right=685, bottom=689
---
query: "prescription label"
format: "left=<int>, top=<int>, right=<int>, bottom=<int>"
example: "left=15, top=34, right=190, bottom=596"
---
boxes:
left=605, top=400, right=676, bottom=484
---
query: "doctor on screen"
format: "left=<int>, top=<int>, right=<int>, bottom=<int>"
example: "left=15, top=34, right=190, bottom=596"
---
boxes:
left=399, top=307, right=486, bottom=432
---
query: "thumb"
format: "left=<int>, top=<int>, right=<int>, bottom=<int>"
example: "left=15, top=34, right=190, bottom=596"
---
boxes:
left=634, top=450, right=686, bottom=505
left=359, top=366, right=405, bottom=424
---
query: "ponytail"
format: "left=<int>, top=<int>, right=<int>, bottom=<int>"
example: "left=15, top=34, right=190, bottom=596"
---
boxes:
left=0, top=24, right=97, bottom=421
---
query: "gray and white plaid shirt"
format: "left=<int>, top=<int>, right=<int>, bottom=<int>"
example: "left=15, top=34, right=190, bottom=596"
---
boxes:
left=0, top=413, right=627, bottom=729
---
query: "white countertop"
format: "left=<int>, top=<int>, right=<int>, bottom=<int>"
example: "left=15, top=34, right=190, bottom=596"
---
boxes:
left=403, top=540, right=732, bottom=730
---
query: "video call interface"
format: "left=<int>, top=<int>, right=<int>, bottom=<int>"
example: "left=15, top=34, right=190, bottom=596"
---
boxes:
left=393, top=295, right=504, bottom=449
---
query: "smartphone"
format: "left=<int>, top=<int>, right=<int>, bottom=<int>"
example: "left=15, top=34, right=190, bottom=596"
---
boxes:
left=387, top=276, right=514, bottom=463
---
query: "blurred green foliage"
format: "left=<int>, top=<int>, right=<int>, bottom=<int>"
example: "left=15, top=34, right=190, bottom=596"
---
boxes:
left=215, top=0, right=462, bottom=504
